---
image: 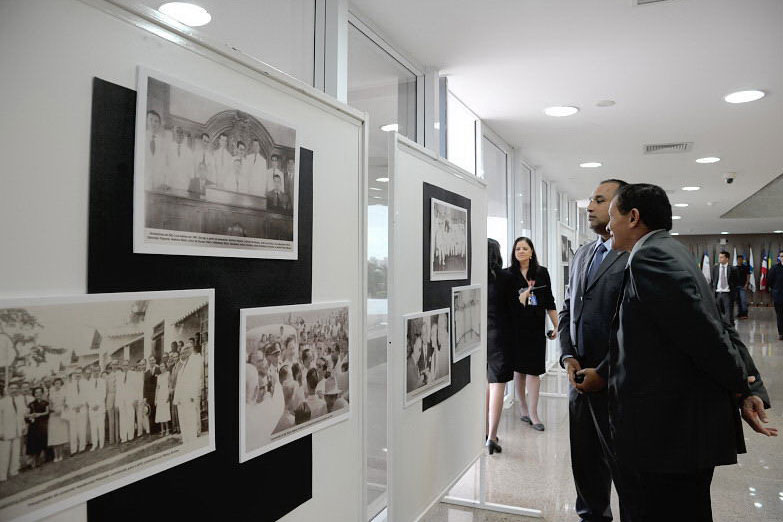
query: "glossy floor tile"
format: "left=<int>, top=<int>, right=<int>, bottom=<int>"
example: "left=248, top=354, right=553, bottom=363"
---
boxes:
left=421, top=307, right=783, bottom=522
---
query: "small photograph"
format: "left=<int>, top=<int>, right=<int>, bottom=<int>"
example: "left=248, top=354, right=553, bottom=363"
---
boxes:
left=134, top=67, right=299, bottom=259
left=430, top=198, right=469, bottom=281
left=0, top=290, right=214, bottom=521
left=451, top=285, right=482, bottom=362
left=561, top=235, right=573, bottom=263
left=240, top=302, right=351, bottom=463
left=403, top=308, right=451, bottom=407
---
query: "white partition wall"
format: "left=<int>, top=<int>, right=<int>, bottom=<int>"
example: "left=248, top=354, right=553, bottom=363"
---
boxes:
left=387, top=134, right=488, bottom=522
left=0, top=1, right=366, bottom=520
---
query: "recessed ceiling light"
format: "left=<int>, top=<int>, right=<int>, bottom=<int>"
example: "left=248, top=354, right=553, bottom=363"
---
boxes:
left=672, top=216, right=682, bottom=220
left=721, top=232, right=729, bottom=235
left=376, top=177, right=389, bottom=183
left=696, top=157, right=720, bottom=164
left=774, top=230, right=783, bottom=233
left=724, top=90, right=765, bottom=104
left=579, top=162, right=602, bottom=168
left=380, top=123, right=399, bottom=132
left=671, top=232, right=680, bottom=236
left=369, top=187, right=382, bottom=191
left=596, top=100, right=616, bottom=107
left=544, top=106, right=579, bottom=117
left=682, top=186, right=701, bottom=191
left=159, top=2, right=212, bottom=27
left=674, top=203, right=689, bottom=207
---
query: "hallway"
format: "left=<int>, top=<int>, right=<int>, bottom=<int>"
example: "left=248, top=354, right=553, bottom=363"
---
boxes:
left=423, top=307, right=782, bottom=521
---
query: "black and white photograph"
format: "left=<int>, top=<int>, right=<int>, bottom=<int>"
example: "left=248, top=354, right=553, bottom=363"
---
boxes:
left=240, top=302, right=351, bottom=463
left=451, top=285, right=481, bottom=362
left=430, top=198, right=469, bottom=281
left=403, top=308, right=451, bottom=407
left=134, top=67, right=299, bottom=259
left=0, top=290, right=215, bottom=521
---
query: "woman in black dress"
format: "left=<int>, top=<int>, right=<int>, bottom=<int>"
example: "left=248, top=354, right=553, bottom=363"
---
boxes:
left=486, top=239, right=516, bottom=454
left=509, top=237, right=558, bottom=431
left=26, top=386, right=50, bottom=468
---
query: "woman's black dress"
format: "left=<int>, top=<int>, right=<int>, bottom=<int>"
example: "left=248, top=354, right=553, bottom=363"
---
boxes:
left=26, top=399, right=49, bottom=456
left=487, top=268, right=516, bottom=383
left=508, top=265, right=556, bottom=376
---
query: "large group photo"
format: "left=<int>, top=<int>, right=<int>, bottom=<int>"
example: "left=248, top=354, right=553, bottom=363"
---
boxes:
left=0, top=290, right=214, bottom=521
left=404, top=308, right=451, bottom=406
left=430, top=198, right=468, bottom=281
left=240, top=302, right=351, bottom=462
left=134, top=68, right=299, bottom=259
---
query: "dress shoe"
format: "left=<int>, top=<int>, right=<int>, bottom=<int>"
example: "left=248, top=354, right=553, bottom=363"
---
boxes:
left=532, top=423, right=545, bottom=432
left=520, top=415, right=532, bottom=425
left=485, top=438, right=502, bottom=455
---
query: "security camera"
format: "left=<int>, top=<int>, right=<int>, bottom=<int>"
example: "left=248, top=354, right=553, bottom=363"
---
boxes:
left=724, top=172, right=736, bottom=184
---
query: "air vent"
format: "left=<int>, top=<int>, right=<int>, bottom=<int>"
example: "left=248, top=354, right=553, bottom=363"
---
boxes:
left=636, top=0, right=670, bottom=5
left=643, top=142, right=692, bottom=154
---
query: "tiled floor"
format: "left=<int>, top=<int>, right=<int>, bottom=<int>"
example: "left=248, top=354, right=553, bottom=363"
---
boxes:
left=421, top=307, right=783, bottom=522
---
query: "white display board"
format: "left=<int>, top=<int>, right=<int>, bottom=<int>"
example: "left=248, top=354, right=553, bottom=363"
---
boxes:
left=0, top=1, right=366, bottom=521
left=387, top=134, right=488, bottom=522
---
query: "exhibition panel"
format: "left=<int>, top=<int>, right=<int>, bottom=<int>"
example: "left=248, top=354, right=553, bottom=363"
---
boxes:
left=387, top=134, right=488, bottom=522
left=0, top=1, right=366, bottom=521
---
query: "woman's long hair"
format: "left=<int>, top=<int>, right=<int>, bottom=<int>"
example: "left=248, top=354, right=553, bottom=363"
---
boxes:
left=510, top=236, right=540, bottom=281
left=488, top=239, right=503, bottom=279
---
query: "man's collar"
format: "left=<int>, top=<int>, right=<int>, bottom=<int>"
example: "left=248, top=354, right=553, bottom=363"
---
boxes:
left=627, top=229, right=665, bottom=266
left=596, top=236, right=612, bottom=251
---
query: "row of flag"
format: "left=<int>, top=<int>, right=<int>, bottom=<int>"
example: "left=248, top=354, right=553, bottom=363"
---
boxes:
left=700, top=246, right=779, bottom=291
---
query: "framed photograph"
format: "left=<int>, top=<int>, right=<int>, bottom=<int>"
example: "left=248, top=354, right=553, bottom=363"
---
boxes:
left=239, top=302, right=351, bottom=463
left=403, top=308, right=451, bottom=407
left=134, top=67, right=299, bottom=259
left=0, top=289, right=215, bottom=521
left=430, top=198, right=468, bottom=281
left=451, top=284, right=481, bottom=362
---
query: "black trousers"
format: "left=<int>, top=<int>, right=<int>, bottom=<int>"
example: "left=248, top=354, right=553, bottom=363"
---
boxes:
left=715, top=292, right=733, bottom=324
left=569, top=391, right=614, bottom=521
left=618, top=466, right=714, bottom=522
left=775, top=302, right=783, bottom=336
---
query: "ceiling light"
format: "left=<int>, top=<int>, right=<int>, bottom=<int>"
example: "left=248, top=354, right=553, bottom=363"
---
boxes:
left=369, top=187, right=382, bottom=191
left=774, top=230, right=783, bottom=233
left=682, top=186, right=701, bottom=191
left=544, top=106, right=579, bottom=117
left=674, top=203, right=689, bottom=207
left=721, top=232, right=729, bottom=235
left=376, top=177, right=389, bottom=183
left=724, top=90, right=765, bottom=104
left=671, top=232, right=680, bottom=236
left=696, top=157, right=720, bottom=164
left=596, top=100, right=616, bottom=107
left=579, top=162, right=602, bottom=168
left=159, top=2, right=212, bottom=27
left=672, top=216, right=682, bottom=220
left=380, top=123, right=399, bottom=132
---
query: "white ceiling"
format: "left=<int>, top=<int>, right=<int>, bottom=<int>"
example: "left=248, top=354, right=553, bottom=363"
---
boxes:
left=349, top=0, right=783, bottom=235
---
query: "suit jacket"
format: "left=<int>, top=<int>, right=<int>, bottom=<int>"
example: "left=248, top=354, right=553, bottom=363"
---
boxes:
left=559, top=238, right=628, bottom=388
left=610, top=230, right=769, bottom=473
left=768, top=263, right=783, bottom=305
left=173, top=356, right=203, bottom=405
left=711, top=263, right=739, bottom=297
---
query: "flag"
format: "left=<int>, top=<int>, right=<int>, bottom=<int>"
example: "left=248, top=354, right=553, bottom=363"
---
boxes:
left=732, top=247, right=737, bottom=266
left=701, top=251, right=711, bottom=283
left=748, top=247, right=756, bottom=292
left=759, top=250, right=768, bottom=291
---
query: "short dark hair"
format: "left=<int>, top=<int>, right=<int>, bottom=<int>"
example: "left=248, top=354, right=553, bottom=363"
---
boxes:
left=306, top=368, right=320, bottom=390
left=146, top=110, right=161, bottom=120
left=236, top=140, right=245, bottom=149
left=614, top=183, right=672, bottom=231
left=600, top=178, right=629, bottom=188
left=488, top=238, right=503, bottom=277
left=719, top=250, right=730, bottom=258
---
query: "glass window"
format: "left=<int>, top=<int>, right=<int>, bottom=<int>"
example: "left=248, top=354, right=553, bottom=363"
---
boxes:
left=136, top=0, right=317, bottom=85
left=540, top=181, right=549, bottom=267
left=446, top=91, right=477, bottom=175
left=482, top=136, right=508, bottom=264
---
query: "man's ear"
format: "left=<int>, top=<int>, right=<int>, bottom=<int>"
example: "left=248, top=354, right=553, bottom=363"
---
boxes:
left=628, top=208, right=641, bottom=228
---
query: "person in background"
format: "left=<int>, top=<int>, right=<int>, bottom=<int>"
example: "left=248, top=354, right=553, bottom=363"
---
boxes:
left=85, top=366, right=106, bottom=451
left=25, top=387, right=49, bottom=468
left=768, top=250, right=783, bottom=341
left=105, top=363, right=118, bottom=445
left=144, top=356, right=159, bottom=435
left=65, top=370, right=87, bottom=454
left=116, top=361, right=136, bottom=443
left=712, top=250, right=739, bottom=324
left=0, top=383, right=25, bottom=480
left=509, top=236, right=558, bottom=432
left=735, top=254, right=750, bottom=319
left=155, top=361, right=171, bottom=436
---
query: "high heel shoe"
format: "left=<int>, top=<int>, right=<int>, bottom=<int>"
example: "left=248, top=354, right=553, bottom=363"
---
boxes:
left=485, top=438, right=502, bottom=455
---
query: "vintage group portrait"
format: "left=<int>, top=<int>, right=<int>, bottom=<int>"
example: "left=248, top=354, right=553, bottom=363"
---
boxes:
left=430, top=197, right=468, bottom=281
left=133, top=67, right=299, bottom=260
left=451, top=284, right=482, bottom=362
left=403, top=308, right=452, bottom=407
left=239, top=302, right=351, bottom=463
left=0, top=289, right=215, bottom=521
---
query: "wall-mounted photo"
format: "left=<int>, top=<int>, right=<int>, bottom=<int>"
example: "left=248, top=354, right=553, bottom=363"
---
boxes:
left=430, top=198, right=468, bottom=281
left=451, top=284, right=481, bottom=362
left=134, top=67, right=298, bottom=259
left=403, top=308, right=451, bottom=407
left=239, top=302, right=351, bottom=463
left=0, top=289, right=214, bottom=521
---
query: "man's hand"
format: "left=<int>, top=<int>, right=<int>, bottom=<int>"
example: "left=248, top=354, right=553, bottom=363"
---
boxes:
left=564, top=358, right=582, bottom=387
left=741, top=395, right=778, bottom=437
left=574, top=368, right=607, bottom=393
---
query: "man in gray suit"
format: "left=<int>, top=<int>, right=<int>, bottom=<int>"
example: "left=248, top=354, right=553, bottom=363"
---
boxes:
left=559, top=179, right=628, bottom=522
left=602, top=183, right=776, bottom=521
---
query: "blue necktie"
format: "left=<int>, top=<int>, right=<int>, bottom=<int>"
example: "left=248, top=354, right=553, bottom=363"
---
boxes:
left=586, top=243, right=607, bottom=286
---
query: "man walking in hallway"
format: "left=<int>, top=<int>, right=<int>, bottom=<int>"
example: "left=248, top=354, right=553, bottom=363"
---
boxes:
left=768, top=250, right=783, bottom=340
left=712, top=250, right=738, bottom=323
left=735, top=254, right=750, bottom=319
left=559, top=179, right=628, bottom=522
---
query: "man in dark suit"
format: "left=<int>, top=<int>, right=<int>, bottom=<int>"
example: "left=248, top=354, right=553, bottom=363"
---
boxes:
left=711, top=250, right=739, bottom=323
left=769, top=250, right=783, bottom=340
left=559, top=179, right=629, bottom=522
left=600, top=183, right=776, bottom=521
